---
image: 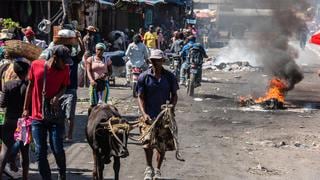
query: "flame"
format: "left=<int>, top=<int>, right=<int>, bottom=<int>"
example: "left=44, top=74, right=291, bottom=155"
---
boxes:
left=255, top=78, right=288, bottom=103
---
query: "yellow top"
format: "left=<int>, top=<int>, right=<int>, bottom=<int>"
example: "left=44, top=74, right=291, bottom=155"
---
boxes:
left=144, top=32, right=158, bottom=49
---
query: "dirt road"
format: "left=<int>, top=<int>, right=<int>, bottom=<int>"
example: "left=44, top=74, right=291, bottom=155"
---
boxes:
left=5, top=44, right=320, bottom=180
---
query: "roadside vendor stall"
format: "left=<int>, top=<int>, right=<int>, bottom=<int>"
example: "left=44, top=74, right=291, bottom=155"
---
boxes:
left=194, top=9, right=217, bottom=48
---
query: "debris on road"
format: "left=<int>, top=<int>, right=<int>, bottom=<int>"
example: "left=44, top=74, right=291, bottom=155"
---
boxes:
left=298, top=115, right=312, bottom=118
left=77, top=98, right=89, bottom=102
left=277, top=141, right=287, bottom=148
left=232, top=121, right=242, bottom=124
left=212, top=135, right=224, bottom=138
left=202, top=77, right=222, bottom=83
left=194, top=98, right=204, bottom=102
left=239, top=78, right=287, bottom=110
left=203, top=61, right=259, bottom=72
left=245, top=141, right=253, bottom=145
left=258, top=140, right=276, bottom=147
left=248, top=164, right=281, bottom=176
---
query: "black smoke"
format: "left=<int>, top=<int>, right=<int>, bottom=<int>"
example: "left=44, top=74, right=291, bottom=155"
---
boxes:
left=253, top=2, right=311, bottom=90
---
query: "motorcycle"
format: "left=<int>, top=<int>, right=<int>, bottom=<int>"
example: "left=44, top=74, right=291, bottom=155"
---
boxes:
left=131, top=67, right=143, bottom=98
left=167, top=53, right=181, bottom=80
left=170, top=54, right=181, bottom=81
left=186, top=62, right=201, bottom=97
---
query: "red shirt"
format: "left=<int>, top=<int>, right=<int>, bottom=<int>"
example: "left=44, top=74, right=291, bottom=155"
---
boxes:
left=29, top=60, right=70, bottom=120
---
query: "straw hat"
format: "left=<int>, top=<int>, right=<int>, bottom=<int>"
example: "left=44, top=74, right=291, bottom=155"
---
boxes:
left=149, top=49, right=167, bottom=60
left=0, top=29, right=13, bottom=40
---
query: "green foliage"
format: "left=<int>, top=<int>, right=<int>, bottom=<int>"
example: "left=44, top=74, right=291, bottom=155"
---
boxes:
left=1, top=18, right=20, bottom=30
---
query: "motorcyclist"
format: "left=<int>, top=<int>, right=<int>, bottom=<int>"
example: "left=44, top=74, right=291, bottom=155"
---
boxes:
left=180, top=35, right=208, bottom=86
left=170, top=32, right=184, bottom=54
left=125, top=34, right=149, bottom=85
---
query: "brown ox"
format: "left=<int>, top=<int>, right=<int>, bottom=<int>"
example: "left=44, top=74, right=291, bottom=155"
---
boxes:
left=86, top=104, right=130, bottom=180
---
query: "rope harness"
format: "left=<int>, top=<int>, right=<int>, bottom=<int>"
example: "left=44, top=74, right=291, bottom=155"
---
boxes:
left=100, top=116, right=133, bottom=150
left=160, top=103, right=185, bottom=162
left=99, top=102, right=185, bottom=162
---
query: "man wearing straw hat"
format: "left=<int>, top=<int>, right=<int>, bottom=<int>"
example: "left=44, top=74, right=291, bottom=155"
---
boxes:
left=82, top=26, right=97, bottom=87
left=83, top=26, right=97, bottom=59
left=136, top=49, right=179, bottom=180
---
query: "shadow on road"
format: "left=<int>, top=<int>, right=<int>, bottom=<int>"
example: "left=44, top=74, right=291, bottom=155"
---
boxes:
left=287, top=99, right=320, bottom=109
left=202, top=79, right=224, bottom=84
left=195, top=93, right=233, bottom=100
left=123, top=115, right=139, bottom=121
left=110, top=86, right=130, bottom=90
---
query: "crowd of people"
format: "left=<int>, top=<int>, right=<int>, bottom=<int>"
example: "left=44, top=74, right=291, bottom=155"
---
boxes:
left=0, top=21, right=207, bottom=180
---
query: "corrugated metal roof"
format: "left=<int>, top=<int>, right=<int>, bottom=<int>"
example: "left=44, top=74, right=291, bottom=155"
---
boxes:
left=98, top=0, right=114, bottom=5
left=121, top=0, right=164, bottom=5
left=7, top=0, right=62, bottom=1
left=193, top=0, right=232, bottom=3
left=220, top=8, right=273, bottom=16
left=121, top=0, right=185, bottom=6
left=164, top=0, right=185, bottom=5
left=137, top=0, right=164, bottom=5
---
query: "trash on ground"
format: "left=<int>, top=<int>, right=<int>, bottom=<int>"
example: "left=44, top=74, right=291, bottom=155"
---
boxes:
left=248, top=163, right=281, bottom=176
left=203, top=61, right=259, bottom=72
left=194, top=98, right=203, bottom=102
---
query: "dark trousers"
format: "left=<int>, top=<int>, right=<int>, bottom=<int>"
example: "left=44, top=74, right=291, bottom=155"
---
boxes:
left=31, top=120, right=66, bottom=180
left=0, top=121, right=30, bottom=179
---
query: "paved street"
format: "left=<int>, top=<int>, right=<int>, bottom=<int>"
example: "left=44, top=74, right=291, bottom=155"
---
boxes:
left=2, top=0, right=320, bottom=179
left=1, top=43, right=317, bottom=180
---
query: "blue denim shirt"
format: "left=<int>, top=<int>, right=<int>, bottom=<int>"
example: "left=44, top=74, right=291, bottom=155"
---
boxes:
left=181, top=41, right=195, bottom=62
left=137, top=68, right=179, bottom=119
left=181, top=41, right=207, bottom=64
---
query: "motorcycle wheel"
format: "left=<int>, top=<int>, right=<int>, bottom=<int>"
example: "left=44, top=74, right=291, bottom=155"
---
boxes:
left=187, top=73, right=195, bottom=97
left=174, top=66, right=180, bottom=80
left=132, top=82, right=137, bottom=98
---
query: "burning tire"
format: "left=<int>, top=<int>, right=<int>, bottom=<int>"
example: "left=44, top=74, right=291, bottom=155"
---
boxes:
left=261, top=98, right=285, bottom=110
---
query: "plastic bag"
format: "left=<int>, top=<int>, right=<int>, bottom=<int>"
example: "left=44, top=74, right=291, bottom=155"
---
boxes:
left=14, top=117, right=32, bottom=146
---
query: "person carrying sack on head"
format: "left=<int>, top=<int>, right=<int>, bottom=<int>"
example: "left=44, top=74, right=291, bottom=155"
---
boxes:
left=22, top=45, right=72, bottom=180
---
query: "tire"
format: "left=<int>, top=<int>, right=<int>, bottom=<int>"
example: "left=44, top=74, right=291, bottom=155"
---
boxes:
left=187, top=74, right=195, bottom=97
left=175, top=71, right=180, bottom=81
left=174, top=64, right=180, bottom=80
left=174, top=68, right=179, bottom=81
left=132, top=82, right=137, bottom=98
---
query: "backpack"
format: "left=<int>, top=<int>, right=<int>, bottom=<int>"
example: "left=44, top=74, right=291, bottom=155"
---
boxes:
left=188, top=43, right=204, bottom=65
